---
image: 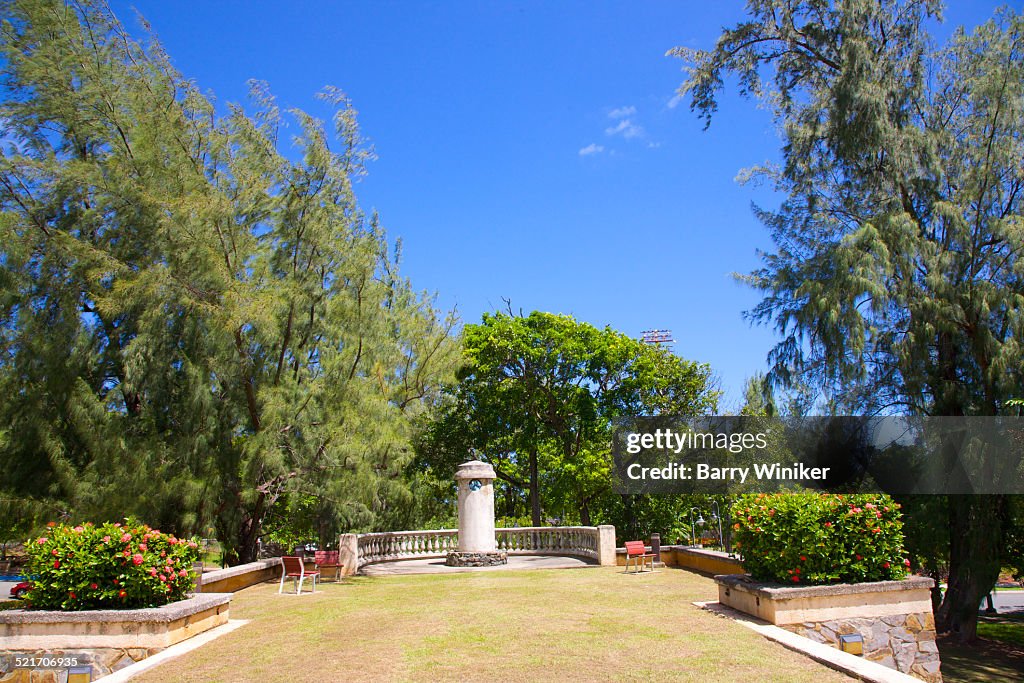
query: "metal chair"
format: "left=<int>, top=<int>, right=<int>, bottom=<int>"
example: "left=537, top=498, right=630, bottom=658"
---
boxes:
left=279, top=556, right=319, bottom=594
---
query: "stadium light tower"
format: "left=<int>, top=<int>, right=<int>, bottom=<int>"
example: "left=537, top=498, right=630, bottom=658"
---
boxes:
left=641, top=329, right=675, bottom=348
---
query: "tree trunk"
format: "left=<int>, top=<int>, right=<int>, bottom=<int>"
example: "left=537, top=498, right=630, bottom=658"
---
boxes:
left=935, top=494, right=1005, bottom=642
left=529, top=447, right=541, bottom=526
left=579, top=500, right=591, bottom=527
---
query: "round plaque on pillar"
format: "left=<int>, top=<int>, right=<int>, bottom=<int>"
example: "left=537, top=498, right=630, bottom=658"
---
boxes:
left=446, top=460, right=508, bottom=567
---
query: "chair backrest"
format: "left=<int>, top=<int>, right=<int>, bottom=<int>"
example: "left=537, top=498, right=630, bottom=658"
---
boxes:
left=315, top=550, right=339, bottom=564
left=624, top=541, right=647, bottom=557
left=282, top=556, right=304, bottom=573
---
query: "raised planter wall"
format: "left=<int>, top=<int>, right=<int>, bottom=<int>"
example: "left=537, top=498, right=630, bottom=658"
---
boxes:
left=198, top=558, right=281, bottom=593
left=716, top=574, right=940, bottom=683
left=0, top=593, right=231, bottom=680
left=614, top=545, right=745, bottom=576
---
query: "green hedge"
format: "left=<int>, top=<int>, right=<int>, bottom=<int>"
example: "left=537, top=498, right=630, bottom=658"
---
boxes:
left=732, top=493, right=909, bottom=585
left=24, top=520, right=200, bottom=610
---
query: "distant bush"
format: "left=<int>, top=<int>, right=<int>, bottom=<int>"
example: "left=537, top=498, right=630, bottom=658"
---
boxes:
left=732, top=493, right=909, bottom=585
left=24, top=520, right=200, bottom=610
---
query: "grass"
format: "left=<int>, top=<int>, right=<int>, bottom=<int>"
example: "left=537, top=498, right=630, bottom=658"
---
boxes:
left=134, top=566, right=853, bottom=683
left=977, top=619, right=1024, bottom=648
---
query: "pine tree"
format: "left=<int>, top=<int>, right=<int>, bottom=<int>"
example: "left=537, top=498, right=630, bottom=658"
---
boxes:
left=0, top=0, right=458, bottom=562
left=672, top=0, right=1023, bottom=641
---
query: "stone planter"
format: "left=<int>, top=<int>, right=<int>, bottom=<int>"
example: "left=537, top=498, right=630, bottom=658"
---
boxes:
left=0, top=593, right=231, bottom=680
left=716, top=574, right=940, bottom=682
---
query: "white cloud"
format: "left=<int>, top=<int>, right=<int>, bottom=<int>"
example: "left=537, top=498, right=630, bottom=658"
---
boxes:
left=608, top=105, right=636, bottom=119
left=604, top=119, right=644, bottom=139
left=578, top=143, right=605, bottom=156
left=667, top=93, right=684, bottom=109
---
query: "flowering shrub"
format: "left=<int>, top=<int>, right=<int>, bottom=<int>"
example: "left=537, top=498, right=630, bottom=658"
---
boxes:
left=732, top=493, right=909, bottom=585
left=24, top=520, right=200, bottom=610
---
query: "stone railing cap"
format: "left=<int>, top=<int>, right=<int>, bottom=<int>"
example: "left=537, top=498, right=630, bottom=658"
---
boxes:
left=714, top=573, right=934, bottom=598
left=455, top=460, right=496, bottom=480
left=0, top=592, right=231, bottom=625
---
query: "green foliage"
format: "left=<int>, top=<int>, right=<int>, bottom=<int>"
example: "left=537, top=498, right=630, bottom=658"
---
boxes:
left=24, top=520, right=199, bottom=610
left=733, top=493, right=908, bottom=585
left=673, top=0, right=1023, bottom=638
left=0, top=0, right=459, bottom=562
left=418, top=310, right=718, bottom=528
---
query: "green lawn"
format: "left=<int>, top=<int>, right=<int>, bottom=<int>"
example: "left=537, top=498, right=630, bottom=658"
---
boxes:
left=135, top=567, right=853, bottom=683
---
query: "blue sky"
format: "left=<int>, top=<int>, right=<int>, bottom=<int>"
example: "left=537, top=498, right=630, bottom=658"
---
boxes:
left=110, top=1, right=1008, bottom=407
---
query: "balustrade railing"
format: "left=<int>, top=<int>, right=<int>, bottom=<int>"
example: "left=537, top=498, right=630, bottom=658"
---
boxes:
left=354, top=526, right=601, bottom=568
left=495, top=526, right=599, bottom=561
left=356, top=529, right=458, bottom=568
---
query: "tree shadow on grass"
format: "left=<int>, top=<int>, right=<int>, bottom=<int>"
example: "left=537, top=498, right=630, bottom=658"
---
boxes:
left=937, top=627, right=1024, bottom=682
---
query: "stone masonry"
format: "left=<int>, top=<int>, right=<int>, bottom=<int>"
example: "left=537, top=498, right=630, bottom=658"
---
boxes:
left=0, top=647, right=161, bottom=682
left=781, top=611, right=941, bottom=683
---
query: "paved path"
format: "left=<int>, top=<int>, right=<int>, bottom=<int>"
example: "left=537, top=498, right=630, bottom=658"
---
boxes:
left=988, top=589, right=1024, bottom=614
left=360, top=554, right=595, bottom=576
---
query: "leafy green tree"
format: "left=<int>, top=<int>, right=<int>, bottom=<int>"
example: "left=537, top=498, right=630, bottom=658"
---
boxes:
left=673, top=0, right=1023, bottom=640
left=0, top=0, right=458, bottom=563
left=420, top=310, right=718, bottom=526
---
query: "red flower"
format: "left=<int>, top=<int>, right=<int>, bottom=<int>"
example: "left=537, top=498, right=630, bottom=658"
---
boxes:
left=51, top=548, right=59, bottom=556
left=118, top=590, right=127, bottom=598
left=52, top=560, right=60, bottom=569
left=824, top=522, right=832, bottom=528
left=883, top=561, right=891, bottom=569
left=872, top=528, right=881, bottom=534
left=90, top=582, right=98, bottom=590
left=113, top=579, right=119, bottom=585
left=733, top=523, right=741, bottom=530
left=46, top=521, right=56, bottom=527
left=68, top=591, right=76, bottom=599
left=904, top=559, right=911, bottom=567
left=800, top=555, right=807, bottom=562
left=791, top=575, right=800, bottom=582
left=149, top=568, right=158, bottom=577
left=855, top=554, right=862, bottom=560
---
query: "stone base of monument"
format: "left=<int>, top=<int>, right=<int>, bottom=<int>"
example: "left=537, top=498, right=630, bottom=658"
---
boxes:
left=445, top=551, right=508, bottom=567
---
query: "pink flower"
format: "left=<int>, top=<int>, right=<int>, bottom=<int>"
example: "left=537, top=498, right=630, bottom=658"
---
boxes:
left=122, top=550, right=130, bottom=557
left=102, top=535, right=111, bottom=543
left=904, top=559, right=911, bottom=567
left=178, top=569, right=188, bottom=578
left=188, top=541, right=198, bottom=549
left=164, top=566, right=172, bottom=575
left=139, top=543, right=147, bottom=552
left=159, top=574, right=167, bottom=582
left=160, top=551, right=166, bottom=558
left=149, top=568, right=158, bottom=576
left=121, top=533, right=131, bottom=542
left=51, top=549, right=59, bottom=556
left=132, top=554, right=144, bottom=566
left=73, top=525, right=84, bottom=532
left=875, top=512, right=882, bottom=519
left=168, top=537, right=178, bottom=546
left=37, top=537, right=47, bottom=544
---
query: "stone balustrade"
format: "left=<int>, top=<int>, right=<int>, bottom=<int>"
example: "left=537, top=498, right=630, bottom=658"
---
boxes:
left=495, top=526, right=599, bottom=560
left=342, top=525, right=614, bottom=573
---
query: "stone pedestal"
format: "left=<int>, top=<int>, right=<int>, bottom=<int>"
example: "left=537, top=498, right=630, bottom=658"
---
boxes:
left=446, top=460, right=506, bottom=567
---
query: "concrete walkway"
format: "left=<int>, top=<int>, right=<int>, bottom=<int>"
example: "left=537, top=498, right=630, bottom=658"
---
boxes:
left=360, top=554, right=595, bottom=576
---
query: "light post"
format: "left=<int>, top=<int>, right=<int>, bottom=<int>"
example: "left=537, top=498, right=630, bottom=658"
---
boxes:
left=711, top=500, right=724, bottom=550
left=689, top=507, right=706, bottom=547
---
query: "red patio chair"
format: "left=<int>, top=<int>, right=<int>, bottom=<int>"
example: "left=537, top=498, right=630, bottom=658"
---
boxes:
left=279, top=556, right=319, bottom=594
left=314, top=550, right=343, bottom=582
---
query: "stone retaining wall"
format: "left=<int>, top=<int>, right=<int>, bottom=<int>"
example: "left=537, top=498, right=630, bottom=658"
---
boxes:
left=0, top=594, right=230, bottom=681
left=198, top=558, right=281, bottom=593
left=781, top=612, right=940, bottom=682
left=716, top=574, right=940, bottom=683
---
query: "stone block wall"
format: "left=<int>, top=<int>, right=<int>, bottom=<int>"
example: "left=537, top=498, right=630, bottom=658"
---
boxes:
left=0, top=647, right=161, bottom=681
left=782, top=611, right=940, bottom=682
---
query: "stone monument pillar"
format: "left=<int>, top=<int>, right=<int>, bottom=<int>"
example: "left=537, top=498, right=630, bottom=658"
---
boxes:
left=446, top=460, right=508, bottom=567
